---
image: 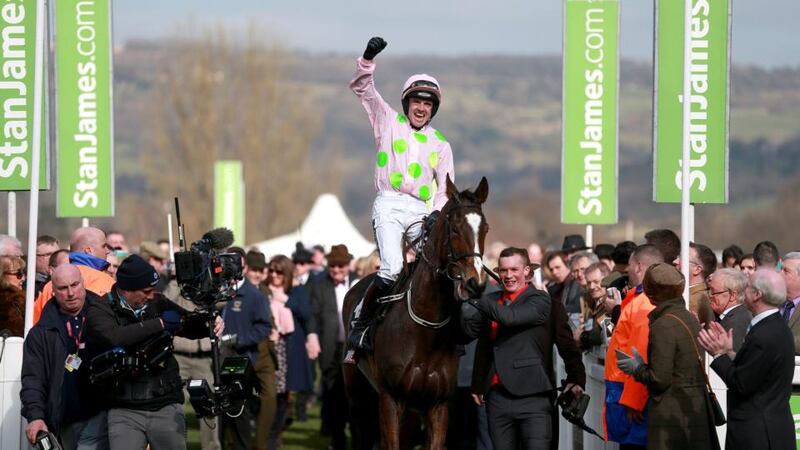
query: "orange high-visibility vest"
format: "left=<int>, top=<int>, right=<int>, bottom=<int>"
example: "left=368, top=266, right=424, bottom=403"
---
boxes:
left=604, top=291, right=654, bottom=412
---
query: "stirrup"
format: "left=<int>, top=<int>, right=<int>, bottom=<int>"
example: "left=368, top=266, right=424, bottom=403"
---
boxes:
left=347, top=320, right=371, bottom=349
left=343, top=350, right=357, bottom=365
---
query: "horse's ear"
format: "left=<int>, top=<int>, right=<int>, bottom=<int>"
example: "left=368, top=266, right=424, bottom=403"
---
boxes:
left=445, top=174, right=459, bottom=202
left=475, top=177, right=489, bottom=204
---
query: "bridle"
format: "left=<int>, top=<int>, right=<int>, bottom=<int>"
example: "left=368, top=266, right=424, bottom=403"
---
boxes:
left=392, top=201, right=500, bottom=329
left=418, top=203, right=484, bottom=283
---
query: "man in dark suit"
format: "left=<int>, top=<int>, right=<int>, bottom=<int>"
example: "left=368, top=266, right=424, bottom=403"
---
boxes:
left=462, top=247, right=567, bottom=450
left=708, top=268, right=752, bottom=352
left=699, top=269, right=795, bottom=450
left=780, top=252, right=800, bottom=353
left=308, top=244, right=357, bottom=450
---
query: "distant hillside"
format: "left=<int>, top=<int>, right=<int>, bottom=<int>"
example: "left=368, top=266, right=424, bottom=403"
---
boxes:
left=107, top=43, right=800, bottom=249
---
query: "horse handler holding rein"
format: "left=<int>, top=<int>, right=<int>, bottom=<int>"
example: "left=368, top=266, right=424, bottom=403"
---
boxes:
left=345, top=36, right=455, bottom=362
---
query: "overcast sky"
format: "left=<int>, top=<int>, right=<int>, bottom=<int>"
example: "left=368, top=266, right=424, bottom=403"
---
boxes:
left=113, top=0, right=798, bottom=68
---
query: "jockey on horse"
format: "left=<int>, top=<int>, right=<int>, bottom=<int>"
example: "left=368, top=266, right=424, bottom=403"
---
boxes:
left=346, top=36, right=455, bottom=362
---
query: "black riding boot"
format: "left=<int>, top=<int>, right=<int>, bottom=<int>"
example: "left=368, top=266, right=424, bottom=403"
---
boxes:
left=345, top=278, right=390, bottom=359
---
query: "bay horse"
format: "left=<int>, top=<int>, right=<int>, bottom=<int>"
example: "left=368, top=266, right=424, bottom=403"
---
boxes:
left=343, top=176, right=490, bottom=450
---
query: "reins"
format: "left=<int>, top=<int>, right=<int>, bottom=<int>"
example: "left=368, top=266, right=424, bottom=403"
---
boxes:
left=389, top=203, right=486, bottom=329
left=375, top=280, right=451, bottom=329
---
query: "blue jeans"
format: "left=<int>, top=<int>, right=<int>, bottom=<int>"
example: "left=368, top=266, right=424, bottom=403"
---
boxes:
left=60, top=411, right=109, bottom=450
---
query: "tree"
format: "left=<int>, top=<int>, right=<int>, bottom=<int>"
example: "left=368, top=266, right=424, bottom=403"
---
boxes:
left=140, top=25, right=327, bottom=244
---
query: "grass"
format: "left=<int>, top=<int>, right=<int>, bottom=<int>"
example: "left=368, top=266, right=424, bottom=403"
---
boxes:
left=186, top=400, right=334, bottom=450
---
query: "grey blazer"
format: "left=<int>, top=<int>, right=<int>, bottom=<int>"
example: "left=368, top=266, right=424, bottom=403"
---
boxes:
left=787, top=302, right=800, bottom=354
left=719, top=303, right=752, bottom=352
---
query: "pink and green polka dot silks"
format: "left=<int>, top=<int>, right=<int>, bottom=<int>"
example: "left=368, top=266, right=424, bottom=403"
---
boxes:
left=351, top=57, right=454, bottom=211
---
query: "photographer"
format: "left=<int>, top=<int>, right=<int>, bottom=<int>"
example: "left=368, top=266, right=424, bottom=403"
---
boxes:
left=21, top=265, right=108, bottom=450
left=87, top=255, right=223, bottom=450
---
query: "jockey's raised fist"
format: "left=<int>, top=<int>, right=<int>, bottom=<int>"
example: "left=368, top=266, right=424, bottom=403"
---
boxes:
left=363, top=37, right=387, bottom=60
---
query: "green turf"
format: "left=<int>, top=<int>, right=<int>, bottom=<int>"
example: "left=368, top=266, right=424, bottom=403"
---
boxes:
left=185, top=401, right=334, bottom=450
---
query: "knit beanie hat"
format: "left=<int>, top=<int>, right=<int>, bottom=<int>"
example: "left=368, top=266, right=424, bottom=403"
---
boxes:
left=117, top=254, right=159, bottom=291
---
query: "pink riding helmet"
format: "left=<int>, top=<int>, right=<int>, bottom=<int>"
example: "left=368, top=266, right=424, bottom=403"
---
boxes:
left=401, top=74, right=442, bottom=119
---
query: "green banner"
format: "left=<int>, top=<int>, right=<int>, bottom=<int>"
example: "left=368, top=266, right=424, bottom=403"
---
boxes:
left=0, top=0, right=49, bottom=191
left=789, top=394, right=800, bottom=447
left=55, top=0, right=114, bottom=216
left=653, top=0, right=730, bottom=203
left=214, top=161, right=245, bottom=247
left=562, top=0, right=619, bottom=224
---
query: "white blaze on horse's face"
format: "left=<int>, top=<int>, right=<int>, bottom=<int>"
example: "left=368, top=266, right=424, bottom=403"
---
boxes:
left=466, top=212, right=484, bottom=285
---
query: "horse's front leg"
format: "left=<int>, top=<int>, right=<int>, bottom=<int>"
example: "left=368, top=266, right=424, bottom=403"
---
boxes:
left=378, top=392, right=404, bottom=450
left=423, top=401, right=449, bottom=450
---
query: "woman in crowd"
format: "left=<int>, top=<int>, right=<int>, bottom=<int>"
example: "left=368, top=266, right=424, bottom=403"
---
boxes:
left=281, top=255, right=315, bottom=425
left=264, top=255, right=298, bottom=450
left=362, top=250, right=380, bottom=278
left=617, top=263, right=719, bottom=450
left=0, top=255, right=26, bottom=336
left=739, top=253, right=756, bottom=276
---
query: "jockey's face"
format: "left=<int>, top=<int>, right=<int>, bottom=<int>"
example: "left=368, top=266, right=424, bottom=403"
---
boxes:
left=408, top=98, right=433, bottom=129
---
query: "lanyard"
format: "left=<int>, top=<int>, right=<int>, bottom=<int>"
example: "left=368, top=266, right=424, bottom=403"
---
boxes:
left=65, top=317, right=86, bottom=349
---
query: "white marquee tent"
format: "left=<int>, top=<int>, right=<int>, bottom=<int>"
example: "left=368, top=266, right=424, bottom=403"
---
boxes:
left=251, top=193, right=375, bottom=259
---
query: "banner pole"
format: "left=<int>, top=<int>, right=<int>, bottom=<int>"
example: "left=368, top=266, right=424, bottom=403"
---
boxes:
left=7, top=192, right=16, bottom=237
left=24, top=0, right=47, bottom=335
left=585, top=224, right=593, bottom=248
left=680, top=0, right=693, bottom=308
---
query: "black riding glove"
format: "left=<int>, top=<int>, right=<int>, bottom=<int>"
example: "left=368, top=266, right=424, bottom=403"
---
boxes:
left=363, top=37, right=387, bottom=60
left=424, top=210, right=440, bottom=232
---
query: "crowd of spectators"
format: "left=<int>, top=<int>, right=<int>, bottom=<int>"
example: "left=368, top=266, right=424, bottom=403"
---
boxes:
left=1, top=226, right=798, bottom=450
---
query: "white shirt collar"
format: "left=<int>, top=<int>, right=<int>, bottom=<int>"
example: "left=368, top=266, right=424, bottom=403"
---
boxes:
left=297, top=272, right=309, bottom=285
left=750, top=308, right=779, bottom=329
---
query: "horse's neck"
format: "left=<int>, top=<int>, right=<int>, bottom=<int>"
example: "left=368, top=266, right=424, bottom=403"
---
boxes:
left=410, top=231, right=453, bottom=317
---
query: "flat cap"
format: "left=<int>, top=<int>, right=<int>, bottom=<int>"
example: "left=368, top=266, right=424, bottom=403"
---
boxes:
left=643, top=262, right=685, bottom=302
left=139, top=241, right=168, bottom=261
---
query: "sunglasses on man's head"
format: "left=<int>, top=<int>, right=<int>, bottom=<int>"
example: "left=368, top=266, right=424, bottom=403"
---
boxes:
left=4, top=269, right=24, bottom=279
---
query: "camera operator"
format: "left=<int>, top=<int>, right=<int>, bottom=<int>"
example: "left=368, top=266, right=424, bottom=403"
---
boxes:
left=21, top=264, right=108, bottom=450
left=164, top=278, right=221, bottom=450
left=220, top=247, right=272, bottom=450
left=86, top=254, right=224, bottom=450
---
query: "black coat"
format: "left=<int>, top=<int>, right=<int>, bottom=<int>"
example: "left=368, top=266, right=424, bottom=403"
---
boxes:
left=20, top=293, right=104, bottom=434
left=308, top=273, right=357, bottom=389
left=546, top=290, right=586, bottom=389
left=285, top=284, right=314, bottom=392
left=86, top=286, right=208, bottom=411
left=462, top=285, right=553, bottom=396
left=711, top=311, right=795, bottom=450
left=548, top=277, right=584, bottom=315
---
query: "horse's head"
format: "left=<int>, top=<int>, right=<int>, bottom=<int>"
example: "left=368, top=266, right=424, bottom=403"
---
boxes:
left=434, top=175, right=489, bottom=301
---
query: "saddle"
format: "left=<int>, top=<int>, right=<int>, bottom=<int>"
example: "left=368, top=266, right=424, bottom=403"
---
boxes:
left=356, top=261, right=418, bottom=349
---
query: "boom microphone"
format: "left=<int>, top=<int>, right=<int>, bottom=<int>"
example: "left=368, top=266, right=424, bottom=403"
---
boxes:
left=202, top=228, right=235, bottom=250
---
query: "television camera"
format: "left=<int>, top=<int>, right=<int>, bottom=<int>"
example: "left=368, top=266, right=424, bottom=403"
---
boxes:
left=170, top=199, right=257, bottom=417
